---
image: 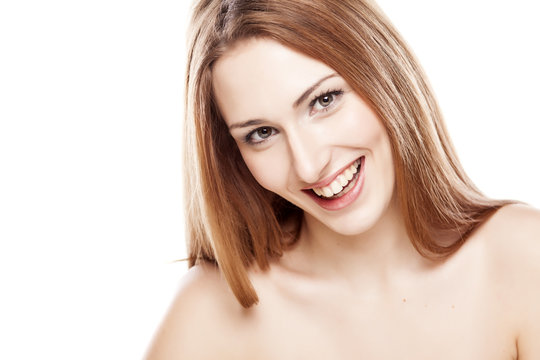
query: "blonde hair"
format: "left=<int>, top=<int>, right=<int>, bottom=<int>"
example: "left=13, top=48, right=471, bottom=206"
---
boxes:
left=184, top=0, right=513, bottom=307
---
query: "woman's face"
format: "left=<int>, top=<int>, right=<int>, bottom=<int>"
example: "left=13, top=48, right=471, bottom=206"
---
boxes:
left=212, top=38, right=396, bottom=236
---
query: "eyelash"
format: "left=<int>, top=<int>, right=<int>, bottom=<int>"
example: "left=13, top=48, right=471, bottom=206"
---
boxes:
left=243, top=88, right=345, bottom=145
left=309, top=88, right=344, bottom=114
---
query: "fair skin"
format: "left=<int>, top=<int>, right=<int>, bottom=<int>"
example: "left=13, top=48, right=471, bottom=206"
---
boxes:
left=146, top=39, right=540, bottom=359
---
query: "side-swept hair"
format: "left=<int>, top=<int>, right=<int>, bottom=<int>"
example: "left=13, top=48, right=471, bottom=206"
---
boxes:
left=184, top=0, right=512, bottom=307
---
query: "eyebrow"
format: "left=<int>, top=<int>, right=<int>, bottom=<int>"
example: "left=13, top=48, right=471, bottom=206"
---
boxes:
left=292, top=73, right=338, bottom=108
left=228, top=72, right=338, bottom=130
left=228, top=119, right=265, bottom=130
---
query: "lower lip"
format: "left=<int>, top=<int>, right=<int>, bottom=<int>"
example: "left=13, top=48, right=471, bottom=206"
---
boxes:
left=305, top=156, right=366, bottom=211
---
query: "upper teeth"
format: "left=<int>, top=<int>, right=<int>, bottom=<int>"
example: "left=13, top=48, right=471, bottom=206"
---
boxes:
left=312, top=159, right=360, bottom=198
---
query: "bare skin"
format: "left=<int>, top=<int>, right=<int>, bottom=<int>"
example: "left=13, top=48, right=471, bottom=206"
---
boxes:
left=146, top=39, right=540, bottom=359
left=146, top=204, right=540, bottom=359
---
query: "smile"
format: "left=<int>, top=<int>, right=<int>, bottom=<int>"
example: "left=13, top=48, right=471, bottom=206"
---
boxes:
left=312, top=159, right=361, bottom=198
left=303, top=156, right=366, bottom=211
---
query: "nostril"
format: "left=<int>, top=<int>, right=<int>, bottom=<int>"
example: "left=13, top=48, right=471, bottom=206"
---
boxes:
left=293, top=160, right=327, bottom=185
left=286, top=132, right=331, bottom=185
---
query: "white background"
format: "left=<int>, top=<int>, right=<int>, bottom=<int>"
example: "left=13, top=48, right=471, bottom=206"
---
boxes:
left=0, top=0, right=538, bottom=359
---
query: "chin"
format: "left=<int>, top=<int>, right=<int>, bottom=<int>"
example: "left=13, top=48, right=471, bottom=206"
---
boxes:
left=305, top=204, right=388, bottom=237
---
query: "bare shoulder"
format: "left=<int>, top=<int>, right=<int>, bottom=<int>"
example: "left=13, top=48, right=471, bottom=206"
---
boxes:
left=485, top=203, right=540, bottom=257
left=482, top=204, right=540, bottom=359
left=481, top=203, right=540, bottom=276
left=491, top=202, right=540, bottom=227
left=145, top=262, right=250, bottom=360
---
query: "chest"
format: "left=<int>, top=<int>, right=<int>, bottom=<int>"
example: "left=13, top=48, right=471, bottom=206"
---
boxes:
left=249, top=298, right=516, bottom=360
left=245, top=270, right=518, bottom=360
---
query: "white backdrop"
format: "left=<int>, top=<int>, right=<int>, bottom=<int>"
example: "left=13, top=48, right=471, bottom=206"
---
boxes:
left=0, top=1, right=538, bottom=359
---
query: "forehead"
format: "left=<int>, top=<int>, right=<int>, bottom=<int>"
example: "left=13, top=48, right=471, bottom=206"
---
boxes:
left=212, top=38, right=335, bottom=124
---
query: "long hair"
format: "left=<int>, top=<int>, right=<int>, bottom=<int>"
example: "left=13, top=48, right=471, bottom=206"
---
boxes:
left=184, top=0, right=512, bottom=308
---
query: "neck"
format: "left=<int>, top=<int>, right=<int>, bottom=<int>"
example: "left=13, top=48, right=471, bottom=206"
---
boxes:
left=285, top=197, right=431, bottom=285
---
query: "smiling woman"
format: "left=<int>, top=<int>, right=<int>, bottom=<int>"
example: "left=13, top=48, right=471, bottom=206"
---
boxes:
left=213, top=39, right=395, bottom=224
left=146, top=0, right=540, bottom=359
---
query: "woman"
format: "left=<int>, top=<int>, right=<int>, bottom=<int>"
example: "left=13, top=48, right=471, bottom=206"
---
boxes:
left=147, top=0, right=540, bottom=358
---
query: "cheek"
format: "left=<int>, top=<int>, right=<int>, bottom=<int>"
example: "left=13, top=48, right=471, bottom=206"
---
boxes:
left=334, top=99, right=395, bottom=181
left=241, top=149, right=289, bottom=194
left=366, top=121, right=396, bottom=194
left=329, top=99, right=389, bottom=152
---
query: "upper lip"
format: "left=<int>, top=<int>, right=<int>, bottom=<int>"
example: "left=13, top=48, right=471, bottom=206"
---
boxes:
left=301, top=157, right=361, bottom=190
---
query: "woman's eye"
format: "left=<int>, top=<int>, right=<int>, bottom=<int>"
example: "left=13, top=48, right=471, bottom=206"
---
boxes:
left=317, top=94, right=334, bottom=108
left=255, top=127, right=272, bottom=139
left=245, top=126, right=276, bottom=145
left=310, top=90, right=344, bottom=114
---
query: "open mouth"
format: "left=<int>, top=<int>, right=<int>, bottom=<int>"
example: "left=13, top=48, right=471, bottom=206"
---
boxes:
left=311, top=157, right=362, bottom=199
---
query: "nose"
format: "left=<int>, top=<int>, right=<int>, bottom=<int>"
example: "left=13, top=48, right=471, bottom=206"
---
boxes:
left=286, top=127, right=331, bottom=185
